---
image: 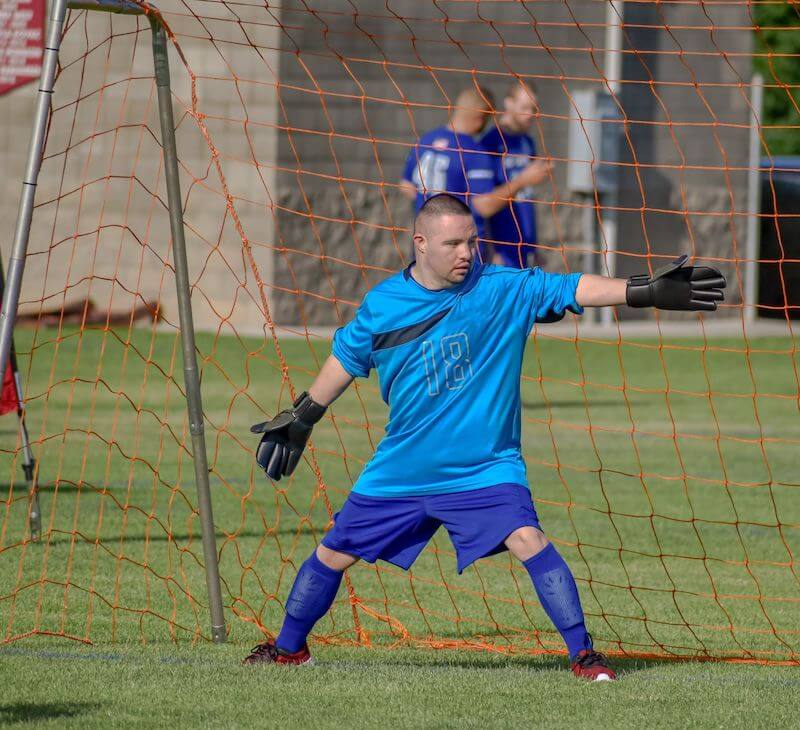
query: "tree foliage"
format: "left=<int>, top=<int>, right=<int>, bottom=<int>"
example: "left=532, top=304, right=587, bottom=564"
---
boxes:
left=752, top=2, right=800, bottom=155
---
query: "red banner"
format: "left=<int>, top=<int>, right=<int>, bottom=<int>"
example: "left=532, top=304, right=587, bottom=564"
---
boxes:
left=0, top=362, right=19, bottom=415
left=0, top=0, right=44, bottom=96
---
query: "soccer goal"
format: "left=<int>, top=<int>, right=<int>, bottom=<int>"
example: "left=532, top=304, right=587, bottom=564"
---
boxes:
left=1, top=0, right=797, bottom=664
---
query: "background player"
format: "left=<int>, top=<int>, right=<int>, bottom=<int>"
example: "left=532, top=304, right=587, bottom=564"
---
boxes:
left=244, top=195, right=726, bottom=680
left=475, top=80, right=551, bottom=268
left=400, top=86, right=496, bottom=259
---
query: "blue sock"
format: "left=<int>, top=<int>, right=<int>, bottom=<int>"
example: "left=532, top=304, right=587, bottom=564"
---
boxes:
left=523, top=543, right=591, bottom=660
left=276, top=551, right=343, bottom=653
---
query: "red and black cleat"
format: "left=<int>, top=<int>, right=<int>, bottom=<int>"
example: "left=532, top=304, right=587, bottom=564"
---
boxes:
left=242, top=640, right=313, bottom=666
left=571, top=648, right=616, bottom=682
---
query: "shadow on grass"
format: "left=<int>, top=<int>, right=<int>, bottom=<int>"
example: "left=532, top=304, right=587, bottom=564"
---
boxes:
left=295, top=646, right=728, bottom=681
left=26, top=523, right=331, bottom=546
left=28, top=528, right=293, bottom=546
left=358, top=650, right=569, bottom=673
left=2, top=482, right=86, bottom=493
left=522, top=399, right=633, bottom=410
left=354, top=649, right=759, bottom=680
left=0, top=701, right=99, bottom=724
left=4, top=642, right=790, bottom=682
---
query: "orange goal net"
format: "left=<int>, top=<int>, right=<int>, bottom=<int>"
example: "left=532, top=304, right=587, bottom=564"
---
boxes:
left=1, top=0, right=798, bottom=664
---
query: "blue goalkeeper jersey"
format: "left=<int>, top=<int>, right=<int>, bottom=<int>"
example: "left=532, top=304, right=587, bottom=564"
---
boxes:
left=402, top=126, right=495, bottom=237
left=332, top=263, right=583, bottom=497
left=480, top=125, right=539, bottom=250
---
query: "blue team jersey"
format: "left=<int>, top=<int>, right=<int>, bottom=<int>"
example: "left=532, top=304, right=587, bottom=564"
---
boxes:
left=332, top=263, right=583, bottom=497
left=480, top=126, right=539, bottom=258
left=402, top=126, right=495, bottom=237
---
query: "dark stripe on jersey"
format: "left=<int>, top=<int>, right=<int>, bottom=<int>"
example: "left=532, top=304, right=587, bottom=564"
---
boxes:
left=372, top=309, right=451, bottom=351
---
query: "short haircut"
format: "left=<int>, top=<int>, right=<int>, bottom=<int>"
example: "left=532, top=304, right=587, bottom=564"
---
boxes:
left=505, top=78, right=538, bottom=102
left=454, top=85, right=495, bottom=114
left=413, top=194, right=472, bottom=234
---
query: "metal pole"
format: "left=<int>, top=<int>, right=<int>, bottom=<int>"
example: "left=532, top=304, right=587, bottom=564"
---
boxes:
left=150, top=19, right=226, bottom=643
left=604, top=1, right=624, bottom=95
left=16, top=377, right=40, bottom=541
left=582, top=195, right=597, bottom=326
left=0, top=258, right=40, bottom=540
left=0, top=0, right=69, bottom=393
left=600, top=0, right=624, bottom=328
left=745, top=74, right=764, bottom=325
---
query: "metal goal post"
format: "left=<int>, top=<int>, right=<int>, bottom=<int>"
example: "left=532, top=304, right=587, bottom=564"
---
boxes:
left=0, top=0, right=227, bottom=643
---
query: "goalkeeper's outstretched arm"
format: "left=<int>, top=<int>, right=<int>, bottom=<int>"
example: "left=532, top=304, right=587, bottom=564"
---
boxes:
left=575, top=275, right=627, bottom=307
left=576, top=255, right=726, bottom=312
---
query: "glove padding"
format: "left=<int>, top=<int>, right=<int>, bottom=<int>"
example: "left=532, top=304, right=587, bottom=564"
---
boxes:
left=626, top=254, right=727, bottom=311
left=251, top=392, right=327, bottom=480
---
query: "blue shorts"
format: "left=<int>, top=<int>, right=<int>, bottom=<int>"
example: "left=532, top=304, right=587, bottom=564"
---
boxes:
left=321, top=483, right=541, bottom=574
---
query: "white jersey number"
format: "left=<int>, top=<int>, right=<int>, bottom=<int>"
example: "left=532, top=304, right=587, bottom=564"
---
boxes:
left=421, top=333, right=473, bottom=396
left=412, top=151, right=450, bottom=194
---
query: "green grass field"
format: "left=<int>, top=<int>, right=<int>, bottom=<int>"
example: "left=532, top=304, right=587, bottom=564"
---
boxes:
left=1, top=325, right=798, bottom=727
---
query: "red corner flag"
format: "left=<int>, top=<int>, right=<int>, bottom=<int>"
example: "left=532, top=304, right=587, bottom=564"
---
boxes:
left=0, top=362, right=19, bottom=416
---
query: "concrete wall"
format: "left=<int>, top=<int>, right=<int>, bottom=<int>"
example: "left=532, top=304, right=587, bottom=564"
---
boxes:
left=1, top=0, right=279, bottom=335
left=271, top=0, right=754, bottom=325
left=2, top=1, right=754, bottom=331
left=614, top=2, right=754, bottom=303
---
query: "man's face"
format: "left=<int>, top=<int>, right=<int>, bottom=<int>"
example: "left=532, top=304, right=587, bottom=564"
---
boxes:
left=505, top=88, right=538, bottom=133
left=414, top=213, right=477, bottom=286
left=463, top=105, right=492, bottom=136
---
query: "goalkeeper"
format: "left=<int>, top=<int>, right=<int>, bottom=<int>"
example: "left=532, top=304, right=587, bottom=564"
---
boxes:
left=244, top=194, right=726, bottom=680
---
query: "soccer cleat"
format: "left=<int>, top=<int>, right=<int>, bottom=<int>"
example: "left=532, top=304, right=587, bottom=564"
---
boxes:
left=571, top=648, right=616, bottom=682
left=242, top=640, right=313, bottom=666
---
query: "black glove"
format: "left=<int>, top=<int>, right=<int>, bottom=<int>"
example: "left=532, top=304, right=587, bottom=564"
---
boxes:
left=626, top=254, right=727, bottom=311
left=251, top=392, right=327, bottom=480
